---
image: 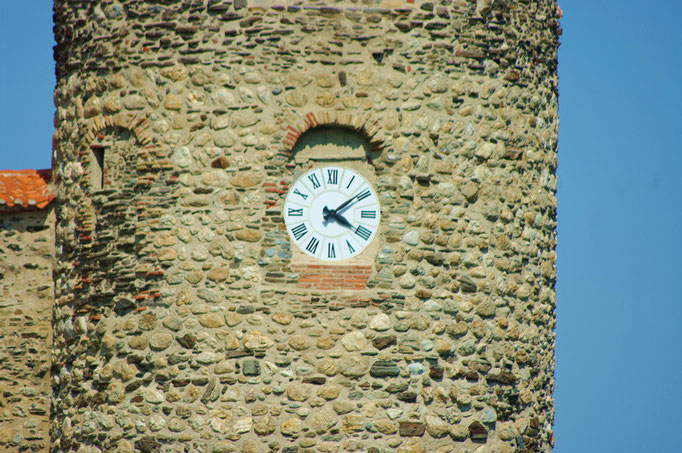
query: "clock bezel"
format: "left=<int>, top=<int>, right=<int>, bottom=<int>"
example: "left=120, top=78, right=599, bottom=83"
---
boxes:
left=283, top=166, right=381, bottom=262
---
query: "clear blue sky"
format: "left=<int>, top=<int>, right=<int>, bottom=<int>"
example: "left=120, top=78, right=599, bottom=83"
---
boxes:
left=1, top=1, right=681, bottom=451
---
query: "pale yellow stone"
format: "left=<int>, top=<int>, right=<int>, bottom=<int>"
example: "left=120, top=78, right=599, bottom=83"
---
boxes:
left=373, top=418, right=398, bottom=435
left=280, top=417, right=301, bottom=436
left=288, top=334, right=310, bottom=351
left=253, top=415, right=276, bottom=435
left=207, top=267, right=230, bottom=282
left=224, top=312, right=243, bottom=327
left=198, top=313, right=225, bottom=328
left=102, top=94, right=123, bottom=114
left=317, top=384, right=340, bottom=401
left=154, top=231, right=176, bottom=247
left=231, top=172, right=262, bottom=188
left=316, top=336, right=335, bottom=350
left=149, top=332, right=173, bottom=351
left=315, top=92, right=336, bottom=108
left=310, top=409, right=337, bottom=434
left=128, top=335, right=148, bottom=350
left=84, top=97, right=101, bottom=118
left=157, top=247, right=177, bottom=261
left=271, top=312, right=292, bottom=325
left=110, top=73, right=126, bottom=89
left=340, top=331, right=368, bottom=352
left=286, top=383, right=310, bottom=402
left=164, top=94, right=183, bottom=111
left=128, top=67, right=147, bottom=88
left=214, top=360, right=235, bottom=374
left=316, top=73, right=336, bottom=88
left=235, top=229, right=262, bottom=242
left=285, top=92, right=307, bottom=107
left=185, top=270, right=204, bottom=284
left=160, top=66, right=188, bottom=81
left=243, top=331, right=274, bottom=350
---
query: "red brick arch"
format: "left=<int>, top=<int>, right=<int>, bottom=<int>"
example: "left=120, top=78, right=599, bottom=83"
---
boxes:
left=280, top=110, right=386, bottom=153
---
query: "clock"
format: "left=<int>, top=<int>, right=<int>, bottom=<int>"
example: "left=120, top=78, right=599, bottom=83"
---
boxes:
left=283, top=166, right=381, bottom=261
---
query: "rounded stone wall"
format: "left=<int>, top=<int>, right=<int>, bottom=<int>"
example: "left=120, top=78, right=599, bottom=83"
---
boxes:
left=51, top=1, right=560, bottom=452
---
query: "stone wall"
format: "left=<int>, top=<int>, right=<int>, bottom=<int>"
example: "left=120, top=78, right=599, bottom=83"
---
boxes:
left=0, top=207, right=54, bottom=451
left=52, top=0, right=560, bottom=452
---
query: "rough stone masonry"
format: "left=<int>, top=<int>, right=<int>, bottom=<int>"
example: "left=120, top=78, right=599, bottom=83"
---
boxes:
left=50, top=0, right=560, bottom=452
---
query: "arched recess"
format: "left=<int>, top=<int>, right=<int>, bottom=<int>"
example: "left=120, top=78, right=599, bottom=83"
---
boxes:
left=74, top=113, right=167, bottom=314
left=81, top=113, right=153, bottom=191
left=281, top=110, right=387, bottom=160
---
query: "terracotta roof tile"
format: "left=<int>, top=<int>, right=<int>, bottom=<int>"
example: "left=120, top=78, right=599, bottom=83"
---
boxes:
left=0, top=169, right=55, bottom=209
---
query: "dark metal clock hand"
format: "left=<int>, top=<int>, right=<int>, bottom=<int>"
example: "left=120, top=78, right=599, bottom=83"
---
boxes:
left=322, top=206, right=334, bottom=222
left=332, top=193, right=360, bottom=214
left=333, top=212, right=353, bottom=229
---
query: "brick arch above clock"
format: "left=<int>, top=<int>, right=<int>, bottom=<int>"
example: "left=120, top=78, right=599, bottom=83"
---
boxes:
left=280, top=110, right=386, bottom=156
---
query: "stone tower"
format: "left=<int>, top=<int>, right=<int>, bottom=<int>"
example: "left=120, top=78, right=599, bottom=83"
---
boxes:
left=51, top=1, right=560, bottom=452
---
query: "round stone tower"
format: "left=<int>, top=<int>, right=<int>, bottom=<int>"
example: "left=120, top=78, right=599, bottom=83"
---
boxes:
left=51, top=1, right=560, bottom=452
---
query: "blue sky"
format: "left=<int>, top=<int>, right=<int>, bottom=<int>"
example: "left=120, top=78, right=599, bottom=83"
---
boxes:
left=1, top=1, right=681, bottom=451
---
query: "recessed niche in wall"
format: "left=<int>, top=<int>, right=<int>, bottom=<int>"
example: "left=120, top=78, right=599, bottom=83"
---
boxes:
left=88, top=128, right=134, bottom=190
left=292, top=126, right=378, bottom=162
left=90, top=145, right=105, bottom=190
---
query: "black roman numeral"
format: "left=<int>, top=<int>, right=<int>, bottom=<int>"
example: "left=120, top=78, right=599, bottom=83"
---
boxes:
left=308, top=173, right=321, bottom=190
left=306, top=236, right=320, bottom=254
left=345, top=175, right=355, bottom=189
left=294, top=188, right=308, bottom=200
left=291, top=223, right=307, bottom=240
left=327, top=169, right=338, bottom=185
left=327, top=243, right=336, bottom=259
left=346, top=240, right=356, bottom=254
left=357, top=189, right=371, bottom=201
left=288, top=208, right=303, bottom=217
left=360, top=210, right=376, bottom=219
left=355, top=225, right=372, bottom=241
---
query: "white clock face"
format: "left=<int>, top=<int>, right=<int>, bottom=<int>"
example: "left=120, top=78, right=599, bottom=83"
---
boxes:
left=284, top=166, right=381, bottom=261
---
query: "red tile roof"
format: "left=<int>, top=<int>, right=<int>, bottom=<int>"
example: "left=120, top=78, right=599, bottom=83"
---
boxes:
left=0, top=169, right=55, bottom=209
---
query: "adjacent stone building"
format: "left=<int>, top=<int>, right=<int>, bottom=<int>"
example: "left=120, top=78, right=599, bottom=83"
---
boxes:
left=0, top=170, right=55, bottom=451
left=4, top=0, right=561, bottom=451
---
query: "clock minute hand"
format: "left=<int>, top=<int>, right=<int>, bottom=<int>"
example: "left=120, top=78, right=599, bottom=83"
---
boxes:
left=333, top=193, right=360, bottom=213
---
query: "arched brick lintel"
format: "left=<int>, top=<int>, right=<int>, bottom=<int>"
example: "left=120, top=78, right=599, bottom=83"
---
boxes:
left=81, top=113, right=154, bottom=149
left=281, top=110, right=386, bottom=153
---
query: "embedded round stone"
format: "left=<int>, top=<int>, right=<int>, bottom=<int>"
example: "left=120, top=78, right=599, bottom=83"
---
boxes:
left=235, top=229, right=262, bottom=242
left=280, top=417, right=301, bottom=436
left=288, top=334, right=311, bottom=351
left=374, top=419, right=398, bottom=435
left=399, top=421, right=425, bottom=437
left=128, top=335, right=148, bottom=350
left=369, top=314, right=391, bottom=331
left=317, top=384, right=340, bottom=401
left=164, top=94, right=183, bottom=110
left=340, top=331, right=368, bottom=352
left=286, top=383, right=310, bottom=402
left=425, top=415, right=450, bottom=438
left=338, top=356, right=369, bottom=378
left=149, top=333, right=173, bottom=351
left=310, top=409, right=337, bottom=434
left=402, top=230, right=419, bottom=246
left=198, top=313, right=225, bottom=328
left=243, top=331, right=274, bottom=351
left=271, top=312, right=292, bottom=325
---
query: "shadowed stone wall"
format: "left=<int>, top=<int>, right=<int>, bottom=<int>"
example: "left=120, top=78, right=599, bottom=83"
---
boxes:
left=51, top=0, right=560, bottom=452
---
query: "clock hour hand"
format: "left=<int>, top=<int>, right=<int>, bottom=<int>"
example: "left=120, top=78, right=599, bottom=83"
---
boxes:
left=322, top=206, right=354, bottom=229
left=333, top=212, right=353, bottom=229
